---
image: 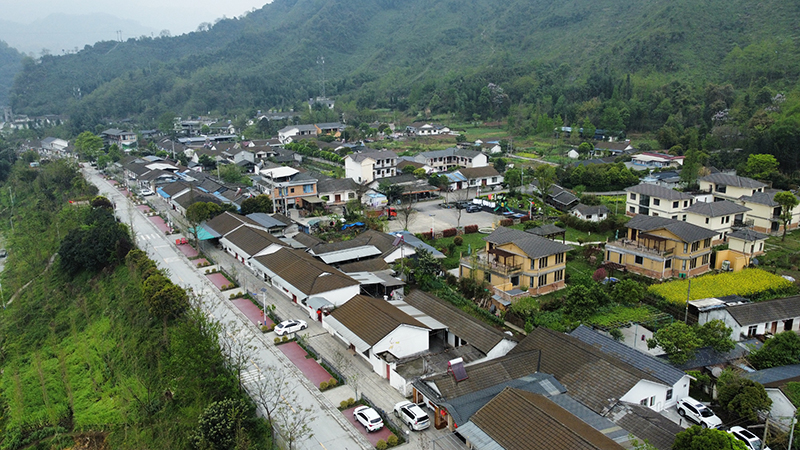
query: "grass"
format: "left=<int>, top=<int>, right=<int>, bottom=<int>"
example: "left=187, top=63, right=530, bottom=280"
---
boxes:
left=564, top=228, right=614, bottom=243
left=758, top=230, right=800, bottom=280
left=434, top=232, right=490, bottom=269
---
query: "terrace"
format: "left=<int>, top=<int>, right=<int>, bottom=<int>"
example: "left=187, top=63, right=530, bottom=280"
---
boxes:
left=608, top=234, right=674, bottom=258
left=462, top=249, right=523, bottom=276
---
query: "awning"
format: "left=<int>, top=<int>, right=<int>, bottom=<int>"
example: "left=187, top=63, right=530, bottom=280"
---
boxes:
left=302, top=196, right=325, bottom=204
left=188, top=226, right=216, bottom=240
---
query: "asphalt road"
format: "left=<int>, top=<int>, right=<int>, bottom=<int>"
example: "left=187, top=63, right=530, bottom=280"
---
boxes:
left=84, top=168, right=371, bottom=450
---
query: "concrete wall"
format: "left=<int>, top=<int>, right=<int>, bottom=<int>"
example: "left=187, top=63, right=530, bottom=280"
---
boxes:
left=619, top=378, right=688, bottom=412
left=374, top=326, right=429, bottom=359
left=714, top=249, right=748, bottom=272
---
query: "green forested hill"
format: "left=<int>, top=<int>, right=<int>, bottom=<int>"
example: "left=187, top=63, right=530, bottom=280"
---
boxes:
left=0, top=41, right=22, bottom=107
left=8, top=0, right=800, bottom=129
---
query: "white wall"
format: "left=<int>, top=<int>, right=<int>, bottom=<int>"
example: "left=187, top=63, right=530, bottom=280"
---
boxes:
left=373, top=325, right=429, bottom=359
left=765, top=389, right=797, bottom=431
left=699, top=309, right=743, bottom=340
left=485, top=339, right=517, bottom=359
left=620, top=378, right=688, bottom=412
left=320, top=285, right=360, bottom=307
left=472, top=153, right=488, bottom=168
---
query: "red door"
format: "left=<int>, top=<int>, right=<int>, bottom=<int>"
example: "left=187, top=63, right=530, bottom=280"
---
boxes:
left=386, top=363, right=391, bottom=380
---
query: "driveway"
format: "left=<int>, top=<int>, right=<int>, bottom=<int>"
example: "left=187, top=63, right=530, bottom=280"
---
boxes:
left=387, top=199, right=502, bottom=234
left=343, top=406, right=397, bottom=446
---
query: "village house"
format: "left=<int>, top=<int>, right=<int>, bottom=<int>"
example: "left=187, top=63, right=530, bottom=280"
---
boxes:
left=738, top=189, right=800, bottom=234
left=413, top=148, right=488, bottom=172
left=571, top=204, right=610, bottom=222
left=698, top=173, right=767, bottom=202
left=343, top=149, right=398, bottom=183
left=604, top=215, right=717, bottom=279
left=625, top=184, right=694, bottom=218
left=681, top=200, right=750, bottom=244
left=695, top=295, right=800, bottom=340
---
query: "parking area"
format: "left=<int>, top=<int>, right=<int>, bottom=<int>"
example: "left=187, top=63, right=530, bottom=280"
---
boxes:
left=342, top=406, right=396, bottom=446
left=386, top=199, right=503, bottom=234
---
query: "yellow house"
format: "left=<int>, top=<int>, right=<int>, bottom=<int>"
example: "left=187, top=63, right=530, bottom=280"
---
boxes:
left=460, top=227, right=572, bottom=303
left=604, top=215, right=717, bottom=280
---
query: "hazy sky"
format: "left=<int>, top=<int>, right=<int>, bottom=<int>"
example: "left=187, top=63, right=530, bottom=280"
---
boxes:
left=5, top=0, right=271, bottom=36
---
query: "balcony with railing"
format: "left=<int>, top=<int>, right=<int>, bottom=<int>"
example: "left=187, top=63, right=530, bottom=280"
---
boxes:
left=608, top=236, right=674, bottom=258
left=462, top=249, right=523, bottom=276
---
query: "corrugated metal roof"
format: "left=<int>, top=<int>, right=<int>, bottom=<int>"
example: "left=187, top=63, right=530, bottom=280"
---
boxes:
left=318, top=245, right=383, bottom=264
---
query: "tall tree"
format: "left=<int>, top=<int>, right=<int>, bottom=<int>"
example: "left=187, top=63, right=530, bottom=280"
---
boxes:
left=74, top=131, right=104, bottom=161
left=697, top=319, right=735, bottom=353
left=534, top=164, right=556, bottom=204
left=716, top=369, right=772, bottom=422
left=240, top=194, right=273, bottom=215
left=740, top=154, right=779, bottom=181
left=774, top=191, right=799, bottom=241
left=749, top=330, right=800, bottom=369
left=377, top=180, right=405, bottom=205
left=647, top=322, right=703, bottom=365
left=672, top=427, right=748, bottom=450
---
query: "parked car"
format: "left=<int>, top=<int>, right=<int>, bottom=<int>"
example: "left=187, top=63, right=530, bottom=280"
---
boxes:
left=274, top=319, right=308, bottom=336
left=455, top=201, right=472, bottom=209
left=354, top=406, right=384, bottom=432
left=466, top=204, right=482, bottom=213
left=728, top=426, right=769, bottom=450
left=140, top=188, right=155, bottom=196
left=394, top=401, right=430, bottom=431
left=676, top=397, right=723, bottom=429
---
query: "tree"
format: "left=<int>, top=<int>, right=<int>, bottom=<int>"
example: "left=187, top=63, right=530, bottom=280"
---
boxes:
left=672, top=426, right=748, bottom=450
left=749, top=330, right=800, bottom=369
left=697, top=320, right=735, bottom=353
left=774, top=191, right=799, bottom=241
left=577, top=141, right=593, bottom=157
left=401, top=164, right=416, bottom=174
left=397, top=196, right=417, bottom=231
left=186, top=201, right=223, bottom=244
left=611, top=279, right=645, bottom=305
left=581, top=118, right=596, bottom=141
left=564, top=284, right=610, bottom=320
left=252, top=364, right=298, bottom=433
left=198, top=154, right=217, bottom=170
left=680, top=149, right=707, bottom=188
left=74, top=131, right=104, bottom=161
left=493, top=158, right=507, bottom=173
left=740, top=154, right=779, bottom=181
left=58, top=207, right=133, bottom=275
left=377, top=181, right=405, bottom=205
left=274, top=397, right=314, bottom=450
left=534, top=164, right=556, bottom=203
left=240, top=194, right=273, bottom=215
left=192, top=398, right=254, bottom=450
left=218, top=163, right=251, bottom=185
left=716, top=370, right=772, bottom=422
left=647, top=322, right=703, bottom=365
left=411, top=249, right=440, bottom=290
left=504, top=167, right=523, bottom=193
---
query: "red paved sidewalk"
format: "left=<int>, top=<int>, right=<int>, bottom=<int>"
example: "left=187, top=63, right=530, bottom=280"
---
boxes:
left=193, top=258, right=209, bottom=267
left=136, top=204, right=151, bottom=213
left=231, top=298, right=274, bottom=327
left=176, top=243, right=199, bottom=258
left=342, top=406, right=396, bottom=446
left=147, top=216, right=170, bottom=233
left=205, top=273, right=230, bottom=290
left=277, top=341, right=333, bottom=387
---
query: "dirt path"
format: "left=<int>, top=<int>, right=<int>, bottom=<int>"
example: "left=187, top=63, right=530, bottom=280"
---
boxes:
left=6, top=253, right=57, bottom=307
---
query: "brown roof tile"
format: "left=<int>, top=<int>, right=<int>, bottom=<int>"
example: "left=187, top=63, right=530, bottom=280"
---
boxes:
left=328, top=295, right=428, bottom=345
left=253, top=248, right=358, bottom=296
left=204, top=212, right=263, bottom=236
left=223, top=225, right=286, bottom=256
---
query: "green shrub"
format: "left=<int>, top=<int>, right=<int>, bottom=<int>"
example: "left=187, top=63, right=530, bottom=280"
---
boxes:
left=453, top=236, right=463, bottom=246
left=281, top=336, right=288, bottom=342
left=387, top=435, right=398, bottom=447
left=347, top=398, right=356, bottom=407
left=229, top=293, right=235, bottom=299
left=274, top=337, right=281, bottom=344
left=320, top=381, right=329, bottom=390
left=261, top=325, right=270, bottom=333
left=376, top=440, right=388, bottom=450
left=340, top=400, right=350, bottom=409
left=328, top=378, right=337, bottom=387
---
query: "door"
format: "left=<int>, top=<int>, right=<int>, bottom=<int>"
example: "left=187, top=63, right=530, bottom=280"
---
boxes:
left=386, top=363, right=391, bottom=381
left=785, top=319, right=793, bottom=331
left=335, top=194, right=341, bottom=202
left=771, top=321, right=778, bottom=334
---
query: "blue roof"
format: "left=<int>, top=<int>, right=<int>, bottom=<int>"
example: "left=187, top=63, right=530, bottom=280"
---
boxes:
left=396, top=231, right=445, bottom=258
left=156, top=187, right=170, bottom=198
left=445, top=172, right=468, bottom=182
left=569, top=325, right=686, bottom=386
left=246, top=213, right=286, bottom=229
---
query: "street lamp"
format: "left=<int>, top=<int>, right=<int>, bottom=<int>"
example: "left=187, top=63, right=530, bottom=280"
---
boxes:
left=261, top=287, right=268, bottom=326
left=430, top=214, right=435, bottom=237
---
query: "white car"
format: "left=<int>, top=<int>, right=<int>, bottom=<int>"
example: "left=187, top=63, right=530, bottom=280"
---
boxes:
left=394, top=400, right=430, bottom=431
left=274, top=319, right=307, bottom=336
left=728, top=426, right=769, bottom=450
left=354, top=406, right=384, bottom=432
left=676, top=397, right=723, bottom=429
left=140, top=188, right=155, bottom=196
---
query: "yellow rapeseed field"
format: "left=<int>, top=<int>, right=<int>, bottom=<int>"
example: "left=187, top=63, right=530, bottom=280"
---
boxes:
left=647, top=269, right=793, bottom=304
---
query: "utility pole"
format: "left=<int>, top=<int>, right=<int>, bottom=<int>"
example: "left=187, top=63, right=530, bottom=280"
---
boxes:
left=684, top=279, right=692, bottom=323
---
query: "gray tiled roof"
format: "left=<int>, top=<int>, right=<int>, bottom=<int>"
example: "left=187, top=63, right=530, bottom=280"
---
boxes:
left=607, top=402, right=682, bottom=450
left=625, top=214, right=718, bottom=242
left=739, top=189, right=794, bottom=207
left=485, top=227, right=572, bottom=260
left=246, top=213, right=288, bottom=229
left=569, top=325, right=685, bottom=385
left=743, top=363, right=800, bottom=386
left=726, top=295, right=800, bottom=326
left=573, top=204, right=611, bottom=216
left=700, top=173, right=767, bottom=189
left=626, top=184, right=694, bottom=200
left=418, top=147, right=483, bottom=159
left=526, top=224, right=566, bottom=237
left=683, top=200, right=750, bottom=217
left=727, top=228, right=770, bottom=242
left=316, top=176, right=359, bottom=193
left=328, top=295, right=427, bottom=346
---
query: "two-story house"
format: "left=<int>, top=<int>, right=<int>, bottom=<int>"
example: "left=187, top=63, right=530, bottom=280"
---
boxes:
left=625, top=184, right=694, bottom=218
left=450, top=166, right=503, bottom=191
left=460, top=227, right=572, bottom=302
left=257, top=166, right=318, bottom=213
left=414, top=148, right=487, bottom=172
left=100, top=128, right=138, bottom=148
left=698, top=173, right=767, bottom=202
left=344, top=149, right=398, bottom=183
left=604, top=215, right=718, bottom=279
left=739, top=190, right=800, bottom=234
left=631, top=152, right=684, bottom=168
left=277, top=122, right=344, bottom=144
left=682, top=200, right=751, bottom=244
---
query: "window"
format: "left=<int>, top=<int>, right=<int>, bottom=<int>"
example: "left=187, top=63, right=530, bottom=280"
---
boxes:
left=672, top=215, right=678, bottom=220
left=484, top=272, right=491, bottom=283
left=683, top=243, right=689, bottom=253
left=665, top=259, right=672, bottom=269
left=538, top=274, right=547, bottom=286
left=653, top=198, right=661, bottom=206
left=629, top=206, right=636, bottom=213
left=748, top=325, right=757, bottom=337
left=630, top=193, right=637, bottom=201
left=555, top=253, right=564, bottom=264
left=539, top=256, right=548, bottom=269
left=715, top=184, right=727, bottom=193
left=666, top=389, right=673, bottom=400
left=702, top=254, right=710, bottom=265
left=653, top=212, right=659, bottom=216
left=348, top=192, right=355, bottom=199
left=690, top=258, right=698, bottom=269
left=554, top=269, right=564, bottom=282
left=530, top=259, right=536, bottom=270
left=303, top=184, right=313, bottom=193
left=650, top=396, right=655, bottom=406
left=290, top=187, right=295, bottom=193
left=704, top=238, right=711, bottom=248
left=492, top=177, right=497, bottom=183
left=635, top=255, right=644, bottom=264
left=673, top=201, right=679, bottom=208
left=640, top=398, right=648, bottom=406
left=682, top=260, right=687, bottom=270
left=510, top=276, right=519, bottom=286
left=530, top=276, right=536, bottom=287
left=682, top=215, right=687, bottom=221
left=705, top=217, right=709, bottom=224
left=691, top=241, right=700, bottom=252
left=721, top=217, right=725, bottom=224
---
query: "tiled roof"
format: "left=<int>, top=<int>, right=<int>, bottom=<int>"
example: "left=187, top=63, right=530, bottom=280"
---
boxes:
left=291, top=232, right=325, bottom=248
left=700, top=173, right=767, bottom=189
left=222, top=225, right=286, bottom=256
left=625, top=184, right=694, bottom=200
left=569, top=325, right=685, bottom=385
left=404, top=290, right=510, bottom=355
left=682, top=200, right=750, bottom=217
left=726, top=295, right=800, bottom=326
left=469, top=388, right=625, bottom=450
left=347, top=149, right=398, bottom=163
left=338, top=258, right=391, bottom=272
left=159, top=181, right=191, bottom=197
left=457, top=166, right=500, bottom=179
left=485, top=227, right=572, bottom=260
left=173, top=190, right=222, bottom=208
left=526, top=224, right=566, bottom=237
left=739, top=189, right=795, bottom=207
left=606, top=402, right=682, bottom=450
left=727, top=228, right=769, bottom=242
left=510, top=327, right=662, bottom=413
left=204, top=212, right=262, bottom=237
left=743, top=363, right=800, bottom=387
left=573, top=204, right=610, bottom=216
left=245, top=213, right=288, bottom=229
left=419, top=147, right=483, bottom=159
left=328, top=295, right=427, bottom=346
left=316, top=177, right=359, bottom=194
left=625, top=214, right=718, bottom=243
left=312, top=229, right=396, bottom=255
left=252, top=248, right=359, bottom=295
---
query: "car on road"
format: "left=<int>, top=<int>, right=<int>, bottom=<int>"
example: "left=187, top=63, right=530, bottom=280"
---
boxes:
left=140, top=188, right=155, bottom=196
left=728, top=426, right=769, bottom=450
left=466, top=204, right=482, bottom=213
left=455, top=201, right=472, bottom=209
left=394, top=401, right=430, bottom=431
left=354, top=406, right=384, bottom=432
left=274, top=319, right=308, bottom=336
left=676, top=397, right=723, bottom=429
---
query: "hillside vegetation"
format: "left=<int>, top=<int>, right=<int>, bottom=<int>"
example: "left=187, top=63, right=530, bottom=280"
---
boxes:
left=0, top=160, right=270, bottom=449
left=8, top=0, right=800, bottom=127
left=0, top=41, right=22, bottom=107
